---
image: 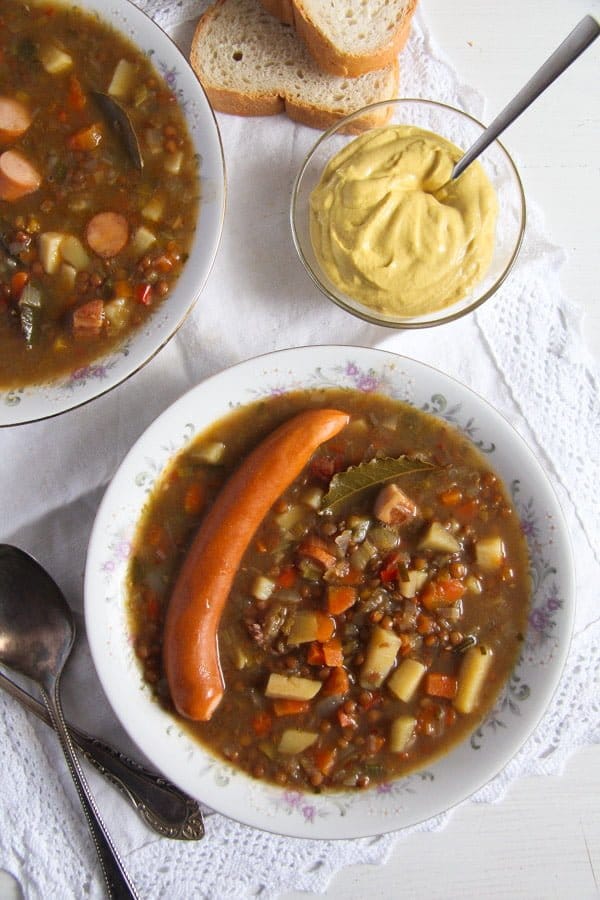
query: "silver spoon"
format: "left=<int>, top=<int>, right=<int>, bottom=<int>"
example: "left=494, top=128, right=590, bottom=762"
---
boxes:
left=0, top=667, right=205, bottom=841
left=0, top=544, right=139, bottom=900
left=452, top=14, right=600, bottom=180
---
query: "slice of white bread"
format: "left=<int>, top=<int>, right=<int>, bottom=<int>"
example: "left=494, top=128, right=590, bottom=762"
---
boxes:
left=190, top=0, right=399, bottom=131
left=259, top=0, right=418, bottom=77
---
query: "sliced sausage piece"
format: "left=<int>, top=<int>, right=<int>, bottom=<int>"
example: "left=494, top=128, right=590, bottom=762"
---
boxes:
left=0, top=150, right=42, bottom=201
left=85, top=211, right=129, bottom=258
left=163, top=408, right=350, bottom=721
left=0, top=96, right=33, bottom=144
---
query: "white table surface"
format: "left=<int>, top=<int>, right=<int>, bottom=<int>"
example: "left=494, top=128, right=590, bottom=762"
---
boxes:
left=1, top=1, right=598, bottom=898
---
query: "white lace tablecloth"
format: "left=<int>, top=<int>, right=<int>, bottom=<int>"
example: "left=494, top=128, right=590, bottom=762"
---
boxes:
left=1, top=3, right=599, bottom=898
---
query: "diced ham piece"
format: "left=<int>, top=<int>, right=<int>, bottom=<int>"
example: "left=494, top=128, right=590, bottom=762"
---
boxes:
left=0, top=150, right=42, bottom=201
left=72, top=299, right=105, bottom=338
left=373, top=483, right=419, bottom=525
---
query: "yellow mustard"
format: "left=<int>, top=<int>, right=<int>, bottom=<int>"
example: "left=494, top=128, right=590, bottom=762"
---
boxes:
left=309, top=125, right=498, bottom=317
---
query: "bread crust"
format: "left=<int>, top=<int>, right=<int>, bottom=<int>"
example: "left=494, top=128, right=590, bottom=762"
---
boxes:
left=260, top=0, right=418, bottom=77
left=190, top=0, right=400, bottom=131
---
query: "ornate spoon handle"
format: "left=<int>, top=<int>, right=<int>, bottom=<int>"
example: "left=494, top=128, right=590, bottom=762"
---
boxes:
left=0, top=669, right=205, bottom=840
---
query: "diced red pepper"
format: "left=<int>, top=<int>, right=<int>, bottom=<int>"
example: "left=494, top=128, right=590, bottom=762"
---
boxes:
left=135, top=283, right=153, bottom=306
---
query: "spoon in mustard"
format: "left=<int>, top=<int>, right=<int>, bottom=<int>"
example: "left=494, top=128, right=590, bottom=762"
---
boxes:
left=0, top=544, right=139, bottom=900
left=451, top=14, right=599, bottom=181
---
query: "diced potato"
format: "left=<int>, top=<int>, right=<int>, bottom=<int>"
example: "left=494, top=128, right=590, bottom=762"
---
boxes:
left=287, top=610, right=319, bottom=645
left=131, top=226, right=156, bottom=255
left=275, top=504, right=307, bottom=534
left=454, top=645, right=493, bottom=715
left=389, top=715, right=416, bottom=753
left=251, top=575, right=276, bottom=602
left=38, top=232, right=65, bottom=274
left=193, top=441, right=226, bottom=464
left=108, top=59, right=137, bottom=98
left=277, top=729, right=319, bottom=754
left=465, top=574, right=483, bottom=594
left=387, top=658, right=426, bottom=702
left=164, top=150, right=184, bottom=175
left=475, top=536, right=506, bottom=570
left=104, top=298, right=131, bottom=330
left=141, top=196, right=165, bottom=223
left=60, top=235, right=90, bottom=270
left=301, top=486, right=324, bottom=510
left=418, top=521, right=460, bottom=554
left=398, top=569, right=428, bottom=599
left=265, top=673, right=322, bottom=701
left=360, top=625, right=402, bottom=689
left=38, top=43, right=73, bottom=74
left=58, top=263, right=77, bottom=291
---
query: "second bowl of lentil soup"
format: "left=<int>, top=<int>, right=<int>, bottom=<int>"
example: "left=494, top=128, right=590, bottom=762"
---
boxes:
left=85, top=346, right=574, bottom=839
left=0, top=0, right=225, bottom=425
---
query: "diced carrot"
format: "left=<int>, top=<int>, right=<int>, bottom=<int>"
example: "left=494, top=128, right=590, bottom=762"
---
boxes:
left=272, top=699, right=310, bottom=717
left=67, top=75, right=87, bottom=111
left=184, top=482, right=205, bottom=516
left=455, top=499, right=480, bottom=521
left=321, top=666, right=350, bottom=696
left=421, top=579, right=465, bottom=611
left=10, top=270, right=29, bottom=299
left=298, top=536, right=337, bottom=569
left=416, top=612, right=436, bottom=635
left=326, top=584, right=357, bottom=615
left=276, top=565, right=297, bottom=589
left=313, top=745, right=337, bottom=776
left=322, top=637, right=343, bottom=667
left=439, top=487, right=463, bottom=506
left=424, top=673, right=458, bottom=699
left=68, top=123, right=103, bottom=152
left=144, top=588, right=160, bottom=622
left=336, top=567, right=364, bottom=586
left=113, top=279, right=133, bottom=299
left=154, top=254, right=174, bottom=272
left=315, top=611, right=335, bottom=642
left=146, top=522, right=169, bottom=561
left=251, top=711, right=273, bottom=736
left=436, top=579, right=466, bottom=602
left=307, top=642, right=326, bottom=666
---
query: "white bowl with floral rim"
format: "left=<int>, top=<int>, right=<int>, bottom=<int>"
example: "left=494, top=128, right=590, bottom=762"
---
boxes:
left=85, top=345, right=574, bottom=839
left=0, top=0, right=225, bottom=427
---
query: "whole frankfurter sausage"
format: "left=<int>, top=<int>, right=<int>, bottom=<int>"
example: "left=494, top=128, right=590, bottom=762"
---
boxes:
left=163, top=408, right=350, bottom=721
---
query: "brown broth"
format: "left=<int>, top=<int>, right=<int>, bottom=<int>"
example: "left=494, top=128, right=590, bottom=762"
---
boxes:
left=127, top=389, right=531, bottom=792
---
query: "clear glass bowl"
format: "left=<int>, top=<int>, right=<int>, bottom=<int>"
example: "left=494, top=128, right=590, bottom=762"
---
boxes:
left=291, top=98, right=526, bottom=329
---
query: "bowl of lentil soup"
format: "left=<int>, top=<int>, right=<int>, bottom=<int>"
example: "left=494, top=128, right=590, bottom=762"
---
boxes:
left=85, top=346, right=574, bottom=839
left=0, top=0, right=225, bottom=425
